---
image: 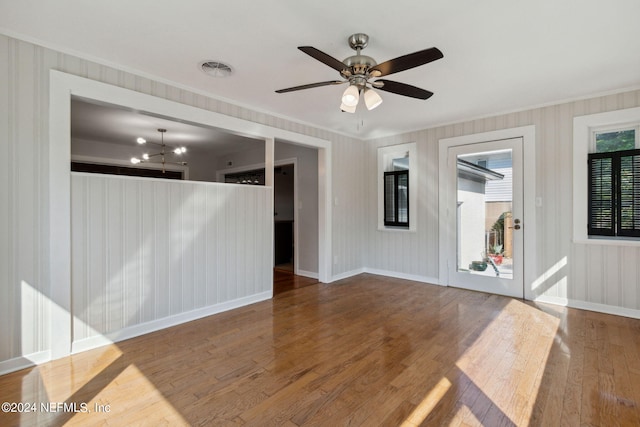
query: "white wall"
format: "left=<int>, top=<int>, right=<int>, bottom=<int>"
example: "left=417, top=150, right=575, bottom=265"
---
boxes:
left=216, top=141, right=320, bottom=274
left=71, top=173, right=272, bottom=351
left=366, top=89, right=640, bottom=317
left=0, top=34, right=366, bottom=373
left=458, top=177, right=487, bottom=270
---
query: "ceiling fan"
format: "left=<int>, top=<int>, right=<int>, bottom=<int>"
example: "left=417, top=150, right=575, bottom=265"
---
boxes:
left=275, top=33, right=443, bottom=113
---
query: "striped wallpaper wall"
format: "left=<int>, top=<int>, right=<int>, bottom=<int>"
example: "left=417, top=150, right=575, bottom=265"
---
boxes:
left=70, top=174, right=273, bottom=348
left=366, top=90, right=640, bottom=313
left=0, top=34, right=366, bottom=371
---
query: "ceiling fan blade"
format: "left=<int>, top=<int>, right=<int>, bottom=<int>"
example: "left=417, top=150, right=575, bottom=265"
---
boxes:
left=370, top=47, right=443, bottom=77
left=298, top=46, right=347, bottom=72
left=375, top=79, right=434, bottom=100
left=275, top=80, right=345, bottom=93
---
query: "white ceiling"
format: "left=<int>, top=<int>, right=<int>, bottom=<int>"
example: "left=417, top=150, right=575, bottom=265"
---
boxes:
left=2, top=0, right=640, bottom=139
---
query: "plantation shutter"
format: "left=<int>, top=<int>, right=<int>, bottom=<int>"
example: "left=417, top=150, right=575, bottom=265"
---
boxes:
left=588, top=149, right=640, bottom=237
left=384, top=170, right=409, bottom=227
left=588, top=154, right=615, bottom=236
left=618, top=151, right=640, bottom=237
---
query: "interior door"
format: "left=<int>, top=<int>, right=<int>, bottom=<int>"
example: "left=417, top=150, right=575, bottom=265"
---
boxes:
left=447, top=138, right=524, bottom=298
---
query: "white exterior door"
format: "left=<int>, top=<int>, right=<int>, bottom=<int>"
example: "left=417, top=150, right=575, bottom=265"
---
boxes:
left=445, top=137, right=524, bottom=298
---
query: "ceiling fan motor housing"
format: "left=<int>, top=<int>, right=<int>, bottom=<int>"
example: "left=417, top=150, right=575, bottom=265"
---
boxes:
left=342, top=33, right=378, bottom=83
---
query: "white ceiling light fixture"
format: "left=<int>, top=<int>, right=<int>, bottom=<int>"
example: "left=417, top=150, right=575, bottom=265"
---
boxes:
left=341, top=84, right=360, bottom=107
left=364, top=87, right=383, bottom=110
left=130, top=128, right=187, bottom=173
left=340, top=102, right=357, bottom=113
left=339, top=82, right=383, bottom=114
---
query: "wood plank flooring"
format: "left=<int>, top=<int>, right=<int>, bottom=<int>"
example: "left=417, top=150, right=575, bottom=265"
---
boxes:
left=273, top=269, right=318, bottom=295
left=1, top=274, right=640, bottom=426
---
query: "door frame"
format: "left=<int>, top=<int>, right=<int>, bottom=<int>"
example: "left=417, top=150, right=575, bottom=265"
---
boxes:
left=447, top=138, right=524, bottom=298
left=49, top=70, right=332, bottom=360
left=438, top=125, right=536, bottom=300
left=218, top=158, right=302, bottom=276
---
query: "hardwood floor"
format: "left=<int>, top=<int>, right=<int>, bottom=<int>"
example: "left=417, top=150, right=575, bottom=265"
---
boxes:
left=1, top=274, right=640, bottom=426
left=273, top=269, right=318, bottom=295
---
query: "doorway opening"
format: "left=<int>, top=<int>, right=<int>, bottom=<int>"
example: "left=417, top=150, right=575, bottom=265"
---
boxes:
left=274, top=164, right=295, bottom=272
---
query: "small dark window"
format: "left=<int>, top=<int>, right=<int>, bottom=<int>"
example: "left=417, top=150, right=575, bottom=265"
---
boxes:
left=384, top=170, right=409, bottom=227
left=71, top=162, right=183, bottom=180
left=588, top=148, right=640, bottom=237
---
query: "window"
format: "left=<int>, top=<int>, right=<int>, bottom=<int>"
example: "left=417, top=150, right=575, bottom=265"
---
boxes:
left=377, top=142, right=416, bottom=231
left=574, top=108, right=640, bottom=244
left=588, top=128, right=640, bottom=238
left=71, top=161, right=184, bottom=179
left=384, top=170, right=409, bottom=227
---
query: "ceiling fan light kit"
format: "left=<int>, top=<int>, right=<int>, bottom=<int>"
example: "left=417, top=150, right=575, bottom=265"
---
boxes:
left=341, top=84, right=360, bottom=107
left=364, top=87, right=383, bottom=110
left=276, top=33, right=443, bottom=113
left=130, top=128, right=187, bottom=173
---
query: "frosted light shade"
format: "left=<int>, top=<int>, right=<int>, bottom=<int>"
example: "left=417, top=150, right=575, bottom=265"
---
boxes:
left=364, top=88, right=383, bottom=110
left=341, top=85, right=360, bottom=107
left=131, top=157, right=141, bottom=164
left=142, top=153, right=149, bottom=160
left=136, top=137, right=146, bottom=144
left=340, top=102, right=356, bottom=113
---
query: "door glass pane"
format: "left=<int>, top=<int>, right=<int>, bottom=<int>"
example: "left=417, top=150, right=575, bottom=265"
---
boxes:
left=456, top=149, right=513, bottom=279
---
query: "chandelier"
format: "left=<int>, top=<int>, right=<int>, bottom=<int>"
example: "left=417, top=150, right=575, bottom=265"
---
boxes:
left=130, top=128, right=187, bottom=173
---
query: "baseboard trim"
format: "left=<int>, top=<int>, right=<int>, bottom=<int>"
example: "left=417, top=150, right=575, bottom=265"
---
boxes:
left=364, top=268, right=442, bottom=286
left=331, top=268, right=365, bottom=282
left=296, top=269, right=319, bottom=279
left=0, top=351, right=52, bottom=376
left=71, top=291, right=272, bottom=355
left=533, top=295, right=640, bottom=319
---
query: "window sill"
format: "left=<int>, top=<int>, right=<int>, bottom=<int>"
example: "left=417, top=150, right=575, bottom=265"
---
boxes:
left=574, top=237, right=640, bottom=247
left=377, top=226, right=416, bottom=233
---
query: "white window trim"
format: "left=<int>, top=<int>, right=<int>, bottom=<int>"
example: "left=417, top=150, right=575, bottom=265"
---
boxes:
left=377, top=142, right=417, bottom=232
left=573, top=106, right=640, bottom=246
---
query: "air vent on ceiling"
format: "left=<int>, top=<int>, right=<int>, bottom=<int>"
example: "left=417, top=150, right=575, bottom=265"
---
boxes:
left=200, top=61, right=233, bottom=78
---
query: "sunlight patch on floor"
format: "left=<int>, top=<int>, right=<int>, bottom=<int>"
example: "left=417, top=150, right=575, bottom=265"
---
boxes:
left=400, top=376, right=451, bottom=426
left=456, top=299, right=560, bottom=424
left=38, top=344, right=123, bottom=401
left=401, top=298, right=561, bottom=425
left=63, top=363, right=189, bottom=426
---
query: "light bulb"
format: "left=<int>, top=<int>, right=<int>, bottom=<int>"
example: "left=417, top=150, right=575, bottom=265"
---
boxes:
left=181, top=147, right=187, bottom=153
left=174, top=148, right=182, bottom=155
left=142, top=153, right=149, bottom=160
left=364, top=88, right=383, bottom=110
left=136, top=137, right=146, bottom=144
left=341, top=85, right=360, bottom=107
left=131, top=157, right=141, bottom=164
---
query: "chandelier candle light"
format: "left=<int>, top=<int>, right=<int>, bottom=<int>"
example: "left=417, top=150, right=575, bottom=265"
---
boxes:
left=130, top=128, right=187, bottom=173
